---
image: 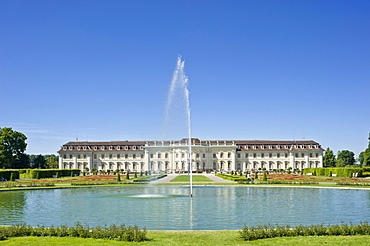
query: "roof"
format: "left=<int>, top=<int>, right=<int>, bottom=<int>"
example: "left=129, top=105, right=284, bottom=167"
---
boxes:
left=58, top=139, right=323, bottom=153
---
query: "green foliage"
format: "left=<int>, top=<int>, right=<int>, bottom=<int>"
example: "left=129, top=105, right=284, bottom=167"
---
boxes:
left=30, top=169, right=80, bottom=179
left=126, top=172, right=130, bottom=180
left=0, top=127, right=27, bottom=168
left=0, top=223, right=147, bottom=242
left=239, top=222, right=370, bottom=241
left=323, top=148, right=336, bottom=167
left=9, top=173, right=15, bottom=181
left=304, top=167, right=362, bottom=178
left=262, top=172, right=267, bottom=181
left=215, top=174, right=248, bottom=182
left=337, top=150, right=355, bottom=167
left=134, top=172, right=137, bottom=178
left=133, top=174, right=167, bottom=183
left=255, top=172, right=258, bottom=179
left=0, top=170, right=19, bottom=180
left=117, top=173, right=121, bottom=181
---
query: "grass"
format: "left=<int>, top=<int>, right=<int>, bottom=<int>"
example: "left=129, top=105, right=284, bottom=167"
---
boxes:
left=170, top=175, right=212, bottom=182
left=2, top=233, right=370, bottom=245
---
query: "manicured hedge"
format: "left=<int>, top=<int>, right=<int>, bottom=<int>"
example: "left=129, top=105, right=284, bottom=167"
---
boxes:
left=216, top=174, right=249, bottom=182
left=30, top=169, right=80, bottom=179
left=303, top=168, right=362, bottom=178
left=0, top=170, right=20, bottom=180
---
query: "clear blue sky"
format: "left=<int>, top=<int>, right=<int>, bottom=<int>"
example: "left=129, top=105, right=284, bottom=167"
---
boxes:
left=1, top=0, right=369, bottom=157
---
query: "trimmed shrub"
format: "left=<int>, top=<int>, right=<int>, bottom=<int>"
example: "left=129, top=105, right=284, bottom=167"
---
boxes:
left=30, top=169, right=80, bottom=179
left=303, top=168, right=363, bottom=178
left=262, top=172, right=267, bottom=181
left=0, top=170, right=20, bottom=180
left=117, top=173, right=121, bottom=181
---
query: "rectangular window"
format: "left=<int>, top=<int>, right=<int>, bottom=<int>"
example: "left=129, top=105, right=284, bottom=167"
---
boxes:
left=182, top=153, right=184, bottom=158
left=158, top=153, right=161, bottom=158
left=253, top=153, right=256, bottom=158
left=69, top=154, right=72, bottom=159
left=261, top=153, right=264, bottom=158
left=63, top=154, right=66, bottom=159
left=165, top=153, right=168, bottom=158
left=245, top=153, right=249, bottom=158
left=150, top=154, right=153, bottom=158
left=77, top=154, right=80, bottom=159
left=285, top=153, right=288, bottom=158
left=133, top=154, right=136, bottom=159
left=176, top=153, right=179, bottom=158
left=213, top=154, right=216, bottom=158
left=117, top=154, right=120, bottom=159
left=316, top=153, right=319, bottom=157
left=269, top=153, right=272, bottom=158
left=309, top=153, right=313, bottom=158
left=94, top=154, right=97, bottom=159
left=228, top=153, right=231, bottom=158
left=277, top=153, right=280, bottom=158
left=295, top=153, right=298, bottom=158
left=203, top=153, right=205, bottom=158
left=141, top=154, right=144, bottom=158
left=125, top=154, right=129, bottom=159
left=196, top=153, right=199, bottom=158
left=301, top=153, right=304, bottom=158
left=109, top=154, right=112, bottom=159
left=237, top=154, right=240, bottom=158
left=101, top=154, right=105, bottom=159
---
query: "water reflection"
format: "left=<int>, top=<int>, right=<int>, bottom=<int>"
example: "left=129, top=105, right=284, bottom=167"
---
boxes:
left=1, top=186, right=370, bottom=230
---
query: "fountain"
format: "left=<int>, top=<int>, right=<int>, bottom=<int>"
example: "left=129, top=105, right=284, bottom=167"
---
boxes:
left=165, top=56, right=193, bottom=196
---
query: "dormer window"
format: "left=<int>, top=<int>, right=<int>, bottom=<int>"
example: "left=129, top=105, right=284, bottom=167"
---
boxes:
left=301, top=145, right=304, bottom=149
left=117, top=146, right=121, bottom=150
left=63, top=146, right=67, bottom=150
left=269, top=145, right=272, bottom=149
left=277, top=145, right=280, bottom=149
left=245, top=145, right=249, bottom=149
left=78, top=146, right=81, bottom=150
left=109, top=146, right=113, bottom=150
left=69, top=146, right=73, bottom=150
left=94, top=146, right=98, bottom=150
left=102, top=146, right=105, bottom=150
left=125, top=146, right=128, bottom=150
left=253, top=145, right=256, bottom=149
left=133, top=146, right=137, bottom=150
left=83, top=146, right=87, bottom=150
left=261, top=145, right=265, bottom=149
left=285, top=145, right=288, bottom=149
left=140, top=146, right=143, bottom=150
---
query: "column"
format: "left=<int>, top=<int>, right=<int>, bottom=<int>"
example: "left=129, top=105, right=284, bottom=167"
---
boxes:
left=231, top=149, right=236, bottom=171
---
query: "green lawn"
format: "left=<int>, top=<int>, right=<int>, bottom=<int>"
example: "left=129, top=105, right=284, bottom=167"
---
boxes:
left=2, top=233, right=370, bottom=246
left=170, top=175, right=212, bottom=182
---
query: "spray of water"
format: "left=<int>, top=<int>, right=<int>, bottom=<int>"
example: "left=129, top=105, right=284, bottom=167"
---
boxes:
left=164, top=56, right=193, bottom=196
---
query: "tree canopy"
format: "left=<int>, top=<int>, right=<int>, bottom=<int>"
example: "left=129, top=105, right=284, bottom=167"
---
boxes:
left=0, top=127, right=27, bottom=168
left=323, top=148, right=336, bottom=167
left=359, top=133, right=370, bottom=166
left=337, top=150, right=355, bottom=167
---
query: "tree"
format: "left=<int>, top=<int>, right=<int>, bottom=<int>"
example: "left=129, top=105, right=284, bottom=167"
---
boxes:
left=359, top=133, right=370, bottom=166
left=337, top=150, right=355, bottom=167
left=323, top=148, right=336, bottom=167
left=33, top=154, right=46, bottom=169
left=45, top=155, right=59, bottom=168
left=0, top=127, right=27, bottom=168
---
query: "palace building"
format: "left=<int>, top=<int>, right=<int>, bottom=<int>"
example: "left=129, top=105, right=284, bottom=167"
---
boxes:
left=58, top=138, right=324, bottom=173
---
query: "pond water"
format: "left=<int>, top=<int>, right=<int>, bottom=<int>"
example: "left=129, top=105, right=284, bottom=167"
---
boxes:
left=1, top=186, right=370, bottom=230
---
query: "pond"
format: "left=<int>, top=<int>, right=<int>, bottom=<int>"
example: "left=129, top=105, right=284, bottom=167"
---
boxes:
left=0, top=186, right=369, bottom=230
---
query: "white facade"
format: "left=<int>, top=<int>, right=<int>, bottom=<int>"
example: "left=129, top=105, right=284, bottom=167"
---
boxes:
left=58, top=139, right=324, bottom=172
